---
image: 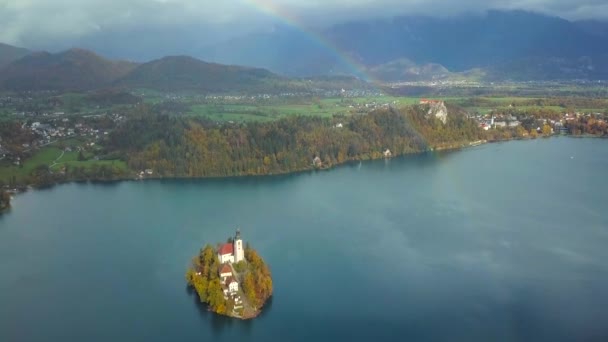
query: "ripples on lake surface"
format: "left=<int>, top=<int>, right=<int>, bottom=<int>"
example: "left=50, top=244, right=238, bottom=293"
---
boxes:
left=1, top=137, right=607, bottom=341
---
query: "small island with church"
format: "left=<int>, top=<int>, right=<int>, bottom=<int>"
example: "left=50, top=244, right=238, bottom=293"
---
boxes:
left=185, top=229, right=273, bottom=319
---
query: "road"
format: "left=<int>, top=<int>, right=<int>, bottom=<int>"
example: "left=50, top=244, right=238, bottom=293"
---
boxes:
left=49, top=150, right=65, bottom=168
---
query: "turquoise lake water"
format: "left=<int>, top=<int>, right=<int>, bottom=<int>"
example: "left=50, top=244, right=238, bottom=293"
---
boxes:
left=1, top=137, right=607, bottom=341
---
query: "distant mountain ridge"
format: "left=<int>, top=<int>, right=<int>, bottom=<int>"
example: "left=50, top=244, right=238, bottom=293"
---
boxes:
left=0, top=43, right=30, bottom=69
left=0, top=47, right=292, bottom=92
left=2, top=10, right=608, bottom=93
left=0, top=48, right=137, bottom=91
left=199, top=10, right=608, bottom=81
left=115, top=55, right=281, bottom=92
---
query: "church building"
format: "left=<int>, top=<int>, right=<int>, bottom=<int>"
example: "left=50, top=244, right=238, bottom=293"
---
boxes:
left=217, top=229, right=245, bottom=264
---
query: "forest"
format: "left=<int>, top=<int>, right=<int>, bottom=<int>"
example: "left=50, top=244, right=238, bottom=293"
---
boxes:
left=4, top=96, right=607, bottom=189
left=106, top=104, right=483, bottom=178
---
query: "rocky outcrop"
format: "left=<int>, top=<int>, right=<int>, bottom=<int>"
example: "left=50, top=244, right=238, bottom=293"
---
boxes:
left=424, top=101, right=448, bottom=124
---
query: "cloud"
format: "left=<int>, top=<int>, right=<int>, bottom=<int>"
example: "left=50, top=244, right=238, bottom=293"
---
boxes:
left=1, top=0, right=607, bottom=49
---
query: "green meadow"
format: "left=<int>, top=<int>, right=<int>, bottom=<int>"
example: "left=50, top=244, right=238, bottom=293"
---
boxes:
left=184, top=95, right=589, bottom=122
left=186, top=96, right=422, bottom=122
left=0, top=144, right=126, bottom=184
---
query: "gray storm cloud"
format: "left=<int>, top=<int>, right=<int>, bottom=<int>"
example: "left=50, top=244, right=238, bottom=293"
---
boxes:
left=1, top=0, right=607, bottom=48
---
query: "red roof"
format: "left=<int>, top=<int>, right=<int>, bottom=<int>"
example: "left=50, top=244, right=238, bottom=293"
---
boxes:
left=220, top=264, right=232, bottom=275
left=420, top=98, right=442, bottom=104
left=218, top=243, right=233, bottom=256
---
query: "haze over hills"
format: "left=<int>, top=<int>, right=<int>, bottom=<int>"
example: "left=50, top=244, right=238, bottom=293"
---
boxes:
left=0, top=48, right=287, bottom=92
left=114, top=56, right=283, bottom=92
left=0, top=43, right=30, bottom=69
left=0, top=49, right=137, bottom=91
left=200, top=11, right=608, bottom=80
left=0, top=47, right=359, bottom=93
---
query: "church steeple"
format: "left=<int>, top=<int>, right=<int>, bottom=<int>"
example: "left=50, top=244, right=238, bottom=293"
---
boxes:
left=233, top=228, right=244, bottom=263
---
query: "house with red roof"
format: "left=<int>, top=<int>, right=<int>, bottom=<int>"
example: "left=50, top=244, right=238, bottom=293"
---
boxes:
left=218, top=242, right=234, bottom=263
left=420, top=98, right=443, bottom=105
left=219, top=264, right=233, bottom=281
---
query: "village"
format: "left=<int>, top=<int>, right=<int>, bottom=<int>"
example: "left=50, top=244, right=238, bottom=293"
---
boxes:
left=0, top=112, right=125, bottom=166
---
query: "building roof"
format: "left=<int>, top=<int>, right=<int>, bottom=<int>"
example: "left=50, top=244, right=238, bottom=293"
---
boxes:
left=218, top=243, right=234, bottom=256
left=227, top=277, right=237, bottom=285
left=420, top=98, right=443, bottom=104
left=220, top=264, right=232, bottom=275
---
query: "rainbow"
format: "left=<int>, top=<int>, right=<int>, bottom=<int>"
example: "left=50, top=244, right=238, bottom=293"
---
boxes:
left=242, top=0, right=375, bottom=81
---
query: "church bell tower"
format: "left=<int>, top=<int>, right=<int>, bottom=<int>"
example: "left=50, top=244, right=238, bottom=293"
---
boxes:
left=234, top=228, right=244, bottom=263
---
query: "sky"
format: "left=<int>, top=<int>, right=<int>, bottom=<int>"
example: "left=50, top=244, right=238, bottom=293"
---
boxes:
left=1, top=0, right=608, bottom=52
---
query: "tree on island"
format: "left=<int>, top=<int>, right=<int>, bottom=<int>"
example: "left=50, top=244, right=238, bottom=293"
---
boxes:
left=242, top=246, right=273, bottom=309
left=185, top=245, right=229, bottom=314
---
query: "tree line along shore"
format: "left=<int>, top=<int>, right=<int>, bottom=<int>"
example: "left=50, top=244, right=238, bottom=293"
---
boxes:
left=1, top=100, right=605, bottom=194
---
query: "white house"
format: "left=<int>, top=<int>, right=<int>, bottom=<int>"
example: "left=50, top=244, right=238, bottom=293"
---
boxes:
left=222, top=277, right=239, bottom=296
left=227, top=277, right=239, bottom=293
left=217, top=229, right=245, bottom=264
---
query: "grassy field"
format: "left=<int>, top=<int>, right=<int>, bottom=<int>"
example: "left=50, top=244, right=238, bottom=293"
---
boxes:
left=186, top=96, right=422, bottom=122
left=0, top=146, right=63, bottom=183
left=188, top=102, right=344, bottom=122
left=54, top=159, right=128, bottom=172
left=0, top=145, right=127, bottom=184
left=181, top=94, right=608, bottom=122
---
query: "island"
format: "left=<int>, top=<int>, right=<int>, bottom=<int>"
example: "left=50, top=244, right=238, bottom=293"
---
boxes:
left=185, top=229, right=273, bottom=319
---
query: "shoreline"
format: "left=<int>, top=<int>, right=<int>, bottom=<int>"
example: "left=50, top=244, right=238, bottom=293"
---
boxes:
left=2, top=135, right=602, bottom=207
left=1, top=141, right=476, bottom=197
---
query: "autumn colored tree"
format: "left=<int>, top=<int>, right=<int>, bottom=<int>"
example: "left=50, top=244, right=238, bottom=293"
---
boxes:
left=241, top=245, right=273, bottom=309
left=185, top=244, right=227, bottom=314
left=529, top=128, right=538, bottom=138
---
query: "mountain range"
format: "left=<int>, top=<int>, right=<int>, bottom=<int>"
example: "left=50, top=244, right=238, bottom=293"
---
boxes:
left=1, top=10, right=608, bottom=92
left=201, top=10, right=608, bottom=80
left=0, top=49, right=137, bottom=91
left=0, top=48, right=291, bottom=92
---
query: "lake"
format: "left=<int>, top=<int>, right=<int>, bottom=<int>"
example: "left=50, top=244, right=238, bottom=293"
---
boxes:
left=1, top=137, right=608, bottom=341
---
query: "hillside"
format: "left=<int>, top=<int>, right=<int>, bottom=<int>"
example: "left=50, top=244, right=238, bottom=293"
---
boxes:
left=0, top=48, right=138, bottom=91
left=115, top=56, right=284, bottom=93
left=0, top=43, right=30, bottom=69
left=0, top=47, right=368, bottom=93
